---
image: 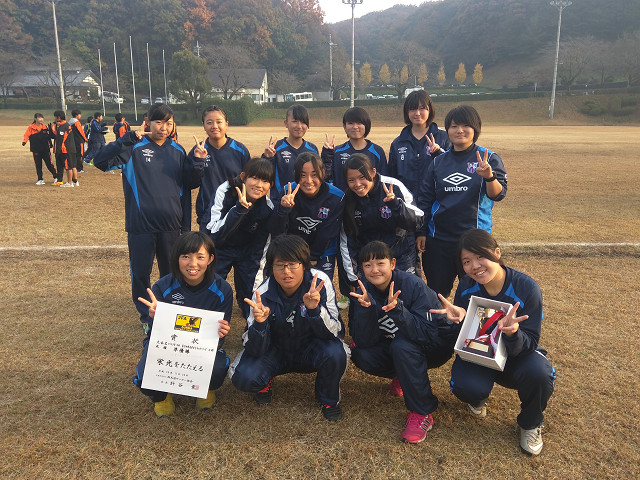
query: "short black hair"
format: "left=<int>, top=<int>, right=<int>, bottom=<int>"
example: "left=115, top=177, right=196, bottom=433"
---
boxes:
left=294, top=152, right=324, bottom=184
left=286, top=104, right=309, bottom=127
left=358, top=241, right=394, bottom=264
left=147, top=103, right=173, bottom=122
left=53, top=110, right=65, bottom=120
left=115, top=113, right=124, bottom=122
left=71, top=109, right=81, bottom=117
left=202, top=105, right=227, bottom=123
left=94, top=112, right=102, bottom=119
left=170, top=231, right=217, bottom=285
left=343, top=107, right=371, bottom=137
left=266, top=234, right=311, bottom=270
left=403, top=90, right=435, bottom=126
left=445, top=105, right=482, bottom=142
left=243, top=157, right=275, bottom=185
left=34, top=113, right=44, bottom=120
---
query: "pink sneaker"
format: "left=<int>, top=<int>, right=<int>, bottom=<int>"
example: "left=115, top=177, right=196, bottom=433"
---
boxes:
left=401, top=412, right=433, bottom=443
left=389, top=378, right=404, bottom=397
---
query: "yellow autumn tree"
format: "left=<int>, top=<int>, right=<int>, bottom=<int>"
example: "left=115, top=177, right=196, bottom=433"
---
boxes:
left=437, top=64, right=446, bottom=86
left=400, top=65, right=409, bottom=85
left=455, top=62, right=467, bottom=84
left=473, top=63, right=483, bottom=85
left=417, top=63, right=428, bottom=85
left=379, top=64, right=390, bottom=85
left=359, top=62, right=372, bottom=86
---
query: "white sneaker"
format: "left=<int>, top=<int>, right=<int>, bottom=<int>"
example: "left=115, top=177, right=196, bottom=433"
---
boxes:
left=35, top=180, right=46, bottom=185
left=60, top=182, right=74, bottom=187
left=467, top=402, right=487, bottom=418
left=337, top=295, right=349, bottom=310
left=520, top=426, right=543, bottom=456
left=78, top=170, right=86, bottom=173
left=73, top=181, right=79, bottom=187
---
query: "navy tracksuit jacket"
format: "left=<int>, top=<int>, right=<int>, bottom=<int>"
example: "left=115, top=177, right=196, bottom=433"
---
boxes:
left=265, top=138, right=318, bottom=198
left=321, top=139, right=388, bottom=192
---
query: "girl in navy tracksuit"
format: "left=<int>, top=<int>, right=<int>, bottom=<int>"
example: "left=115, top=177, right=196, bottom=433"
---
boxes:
left=132, top=232, right=233, bottom=417
left=433, top=229, right=555, bottom=456
left=321, top=106, right=388, bottom=192
left=93, top=104, right=205, bottom=321
left=206, top=157, right=284, bottom=318
left=276, top=152, right=345, bottom=280
left=229, top=235, right=348, bottom=421
left=349, top=241, right=458, bottom=443
left=340, top=154, right=423, bottom=287
left=388, top=89, right=451, bottom=196
left=187, top=105, right=251, bottom=231
left=417, top=105, right=507, bottom=298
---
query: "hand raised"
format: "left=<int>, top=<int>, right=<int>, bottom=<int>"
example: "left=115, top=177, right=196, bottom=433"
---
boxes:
left=303, top=273, right=325, bottom=310
left=280, top=182, right=300, bottom=208
left=475, top=148, right=493, bottom=179
left=498, top=302, right=528, bottom=336
left=349, top=279, right=371, bottom=308
left=193, top=135, right=208, bottom=159
left=429, top=293, right=466, bottom=324
left=244, top=290, right=271, bottom=323
left=381, top=281, right=401, bottom=312
left=138, top=288, right=158, bottom=319
left=134, top=121, right=150, bottom=140
left=382, top=182, right=396, bottom=202
left=263, top=136, right=277, bottom=158
left=323, top=133, right=335, bottom=150
left=235, top=183, right=252, bottom=209
left=426, top=133, right=441, bottom=154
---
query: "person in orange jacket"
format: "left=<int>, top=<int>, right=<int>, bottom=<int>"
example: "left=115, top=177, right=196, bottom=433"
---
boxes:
left=22, top=113, right=57, bottom=185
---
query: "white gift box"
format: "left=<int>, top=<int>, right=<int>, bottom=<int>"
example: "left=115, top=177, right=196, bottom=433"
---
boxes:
left=454, top=295, right=513, bottom=371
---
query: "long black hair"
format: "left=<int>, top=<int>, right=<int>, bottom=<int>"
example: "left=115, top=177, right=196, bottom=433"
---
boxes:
left=227, top=157, right=274, bottom=202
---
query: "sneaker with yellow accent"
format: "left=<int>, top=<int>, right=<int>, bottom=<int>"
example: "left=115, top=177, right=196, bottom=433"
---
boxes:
left=520, top=425, right=543, bottom=456
left=52, top=181, right=63, bottom=186
left=154, top=393, right=175, bottom=417
left=195, top=390, right=216, bottom=410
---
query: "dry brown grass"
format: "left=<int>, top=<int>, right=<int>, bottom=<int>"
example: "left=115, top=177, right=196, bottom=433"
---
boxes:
left=1, top=119, right=639, bottom=479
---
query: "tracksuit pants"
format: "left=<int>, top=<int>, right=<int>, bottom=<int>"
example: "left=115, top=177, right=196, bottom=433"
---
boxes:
left=422, top=236, right=458, bottom=298
left=230, top=338, right=348, bottom=406
left=351, top=332, right=454, bottom=415
left=33, top=151, right=57, bottom=181
left=128, top=230, right=181, bottom=321
left=133, top=336, right=230, bottom=402
left=450, top=348, right=556, bottom=429
left=215, top=247, right=264, bottom=319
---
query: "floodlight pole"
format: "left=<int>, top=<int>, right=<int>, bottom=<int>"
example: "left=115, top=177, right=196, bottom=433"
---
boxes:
left=98, top=48, right=105, bottom=116
left=51, top=1, right=66, bottom=112
left=163, top=49, right=168, bottom=104
left=130, top=36, right=138, bottom=121
left=343, top=0, right=363, bottom=107
left=328, top=34, right=337, bottom=100
left=549, top=0, right=571, bottom=119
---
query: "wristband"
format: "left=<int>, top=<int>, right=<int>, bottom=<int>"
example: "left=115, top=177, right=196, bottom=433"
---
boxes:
left=486, top=173, right=497, bottom=182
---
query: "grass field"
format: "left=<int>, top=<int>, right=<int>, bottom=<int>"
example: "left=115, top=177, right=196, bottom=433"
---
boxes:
left=1, top=118, right=639, bottom=479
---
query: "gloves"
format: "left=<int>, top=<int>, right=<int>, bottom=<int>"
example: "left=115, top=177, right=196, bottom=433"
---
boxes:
left=22, top=142, right=26, bottom=146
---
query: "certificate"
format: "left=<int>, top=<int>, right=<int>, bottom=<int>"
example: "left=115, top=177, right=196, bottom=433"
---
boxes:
left=141, top=301, right=223, bottom=399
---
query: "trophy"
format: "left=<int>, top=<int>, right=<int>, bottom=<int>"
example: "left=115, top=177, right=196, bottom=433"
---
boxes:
left=462, top=306, right=505, bottom=358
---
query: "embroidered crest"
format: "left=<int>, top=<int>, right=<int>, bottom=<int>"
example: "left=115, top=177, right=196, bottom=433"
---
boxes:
left=467, top=162, right=478, bottom=173
left=318, top=207, right=329, bottom=219
left=380, top=206, right=392, bottom=219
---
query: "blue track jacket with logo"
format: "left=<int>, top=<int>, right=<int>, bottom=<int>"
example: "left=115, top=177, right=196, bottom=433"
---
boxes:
left=93, top=131, right=203, bottom=233
left=416, top=144, right=507, bottom=242
left=321, top=139, right=388, bottom=192
left=388, top=123, right=451, bottom=195
left=264, top=138, right=318, bottom=198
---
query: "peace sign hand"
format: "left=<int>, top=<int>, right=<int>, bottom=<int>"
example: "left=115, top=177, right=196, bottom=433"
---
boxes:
left=382, top=182, right=396, bottom=202
left=280, top=182, right=300, bottom=208
left=134, top=121, right=150, bottom=140
left=235, top=183, right=253, bottom=209
left=193, top=135, right=208, bottom=158
left=349, top=280, right=371, bottom=308
left=426, top=133, right=441, bottom=154
left=475, top=149, right=493, bottom=179
left=244, top=290, right=271, bottom=323
left=429, top=293, right=466, bottom=324
left=303, top=273, right=325, bottom=310
left=264, top=136, right=277, bottom=158
left=138, top=288, right=158, bottom=319
left=323, top=133, right=336, bottom=150
left=381, top=281, right=401, bottom=312
left=498, top=302, right=528, bottom=336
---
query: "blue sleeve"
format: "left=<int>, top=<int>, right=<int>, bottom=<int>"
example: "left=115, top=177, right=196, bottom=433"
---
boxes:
left=321, top=146, right=334, bottom=183
left=387, top=281, right=440, bottom=347
left=388, top=141, right=398, bottom=178
left=502, top=282, right=543, bottom=357
left=349, top=289, right=384, bottom=348
left=309, top=197, right=345, bottom=261
left=416, top=158, right=436, bottom=236
left=92, top=131, right=138, bottom=172
left=182, top=146, right=205, bottom=189
left=209, top=200, right=249, bottom=246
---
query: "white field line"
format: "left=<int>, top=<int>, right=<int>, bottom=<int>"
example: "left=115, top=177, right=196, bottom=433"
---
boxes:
left=0, top=242, right=639, bottom=253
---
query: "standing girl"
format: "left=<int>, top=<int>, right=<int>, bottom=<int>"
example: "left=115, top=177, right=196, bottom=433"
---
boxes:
left=340, top=154, right=423, bottom=287
left=22, top=113, right=56, bottom=185
left=206, top=157, right=284, bottom=317
left=187, top=105, right=251, bottom=231
left=276, top=152, right=345, bottom=280
left=417, top=105, right=507, bottom=297
left=432, top=228, right=555, bottom=456
left=132, top=231, right=233, bottom=417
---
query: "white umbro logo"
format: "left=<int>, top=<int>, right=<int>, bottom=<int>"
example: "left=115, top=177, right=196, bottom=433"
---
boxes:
left=443, top=173, right=471, bottom=186
left=172, top=292, right=184, bottom=301
left=141, top=148, right=154, bottom=162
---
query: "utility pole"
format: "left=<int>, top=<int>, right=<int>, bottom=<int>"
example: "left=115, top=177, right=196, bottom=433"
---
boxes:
left=51, top=1, right=66, bottom=111
left=342, top=0, right=363, bottom=107
left=549, top=0, right=571, bottom=119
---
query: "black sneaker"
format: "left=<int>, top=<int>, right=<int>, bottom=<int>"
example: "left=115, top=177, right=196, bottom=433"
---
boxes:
left=253, top=378, right=273, bottom=405
left=322, top=404, right=342, bottom=421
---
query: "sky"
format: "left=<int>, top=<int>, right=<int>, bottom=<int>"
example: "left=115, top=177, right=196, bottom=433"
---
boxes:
left=318, top=0, right=429, bottom=24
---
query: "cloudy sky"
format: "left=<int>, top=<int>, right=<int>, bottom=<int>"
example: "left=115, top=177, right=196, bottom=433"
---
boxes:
left=318, top=0, right=431, bottom=24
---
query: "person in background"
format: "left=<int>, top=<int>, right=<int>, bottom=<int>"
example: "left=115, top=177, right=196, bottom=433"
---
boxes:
left=22, top=113, right=56, bottom=185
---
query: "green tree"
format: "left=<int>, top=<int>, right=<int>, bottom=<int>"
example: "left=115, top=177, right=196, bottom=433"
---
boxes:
left=0, top=0, right=33, bottom=106
left=169, top=49, right=211, bottom=115
left=359, top=62, right=372, bottom=86
left=455, top=63, right=466, bottom=84
left=437, top=64, right=446, bottom=86
left=379, top=64, right=390, bottom=85
left=472, top=63, right=483, bottom=84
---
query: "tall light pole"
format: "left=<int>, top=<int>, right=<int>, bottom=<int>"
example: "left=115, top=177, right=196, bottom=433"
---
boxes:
left=549, top=0, right=571, bottom=119
left=328, top=34, right=337, bottom=100
left=50, top=1, right=66, bottom=112
left=342, top=0, right=362, bottom=107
